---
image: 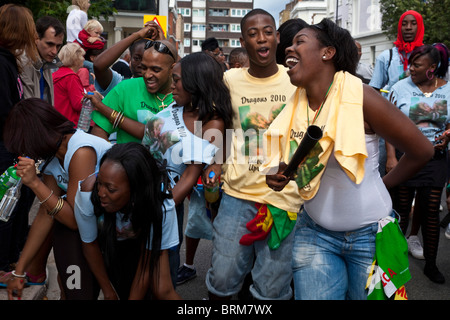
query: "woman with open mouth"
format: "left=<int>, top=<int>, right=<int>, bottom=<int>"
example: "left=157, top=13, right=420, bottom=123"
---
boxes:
left=262, top=18, right=434, bottom=300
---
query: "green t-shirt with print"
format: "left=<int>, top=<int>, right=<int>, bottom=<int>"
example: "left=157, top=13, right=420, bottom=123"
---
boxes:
left=92, top=77, right=173, bottom=144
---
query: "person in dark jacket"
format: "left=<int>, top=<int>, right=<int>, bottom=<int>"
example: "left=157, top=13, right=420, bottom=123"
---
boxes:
left=112, top=49, right=132, bottom=79
left=0, top=4, right=40, bottom=279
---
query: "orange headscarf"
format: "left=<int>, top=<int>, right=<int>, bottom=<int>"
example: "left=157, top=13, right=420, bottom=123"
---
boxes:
left=393, top=10, right=425, bottom=71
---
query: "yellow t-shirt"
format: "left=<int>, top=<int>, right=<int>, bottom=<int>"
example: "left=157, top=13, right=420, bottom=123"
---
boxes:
left=222, top=66, right=302, bottom=213
left=260, top=71, right=367, bottom=201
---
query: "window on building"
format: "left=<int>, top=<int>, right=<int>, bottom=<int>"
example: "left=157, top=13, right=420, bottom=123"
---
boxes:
left=231, top=9, right=251, bottom=17
left=208, top=9, right=229, bottom=16
left=193, top=39, right=205, bottom=47
left=217, top=39, right=229, bottom=47
left=178, top=8, right=191, bottom=17
left=230, top=39, right=241, bottom=47
left=114, top=0, right=157, bottom=11
left=193, top=9, right=206, bottom=17
left=192, top=24, right=207, bottom=31
left=184, top=23, right=191, bottom=32
left=209, top=24, right=229, bottom=32
left=184, top=38, right=190, bottom=47
left=230, top=24, right=241, bottom=32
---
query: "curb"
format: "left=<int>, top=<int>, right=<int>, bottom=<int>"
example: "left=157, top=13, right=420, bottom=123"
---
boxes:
left=0, top=283, right=47, bottom=300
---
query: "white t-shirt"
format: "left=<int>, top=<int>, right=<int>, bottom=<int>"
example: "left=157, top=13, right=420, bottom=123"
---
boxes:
left=66, top=8, right=88, bottom=42
left=306, top=134, right=392, bottom=231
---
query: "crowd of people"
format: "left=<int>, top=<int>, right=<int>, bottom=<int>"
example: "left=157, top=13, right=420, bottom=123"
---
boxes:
left=0, top=2, right=448, bottom=301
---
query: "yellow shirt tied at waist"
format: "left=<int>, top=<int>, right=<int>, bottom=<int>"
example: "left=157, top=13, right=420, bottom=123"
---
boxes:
left=261, top=71, right=368, bottom=200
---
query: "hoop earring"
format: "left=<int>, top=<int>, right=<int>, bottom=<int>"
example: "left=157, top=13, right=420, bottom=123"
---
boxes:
left=426, top=69, right=435, bottom=80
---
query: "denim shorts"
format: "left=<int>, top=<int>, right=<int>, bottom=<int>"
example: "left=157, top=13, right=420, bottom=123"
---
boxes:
left=292, top=210, right=380, bottom=300
left=185, top=188, right=213, bottom=240
left=205, top=193, right=294, bottom=300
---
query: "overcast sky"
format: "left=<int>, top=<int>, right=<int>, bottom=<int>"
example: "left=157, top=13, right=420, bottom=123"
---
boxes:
left=253, top=0, right=290, bottom=27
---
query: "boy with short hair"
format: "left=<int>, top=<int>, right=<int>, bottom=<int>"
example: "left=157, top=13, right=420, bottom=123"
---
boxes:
left=205, top=9, right=301, bottom=300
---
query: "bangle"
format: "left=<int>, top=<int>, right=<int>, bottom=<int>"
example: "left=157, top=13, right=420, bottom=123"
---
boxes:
left=11, top=270, right=26, bottom=278
left=112, top=111, right=121, bottom=128
left=109, top=110, right=125, bottom=129
left=117, top=114, right=125, bottom=128
left=113, top=112, right=124, bottom=129
left=47, top=197, right=64, bottom=218
left=109, top=110, right=118, bottom=124
left=39, top=190, right=53, bottom=205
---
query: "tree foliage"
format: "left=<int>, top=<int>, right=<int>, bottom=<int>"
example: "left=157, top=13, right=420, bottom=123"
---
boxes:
left=0, top=0, right=116, bottom=25
left=379, top=0, right=450, bottom=47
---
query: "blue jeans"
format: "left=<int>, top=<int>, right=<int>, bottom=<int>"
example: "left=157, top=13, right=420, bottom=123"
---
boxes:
left=206, top=193, right=294, bottom=300
left=292, top=210, right=378, bottom=300
left=185, top=187, right=213, bottom=240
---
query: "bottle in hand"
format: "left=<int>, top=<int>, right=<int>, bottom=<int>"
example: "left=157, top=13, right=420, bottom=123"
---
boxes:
left=78, top=92, right=95, bottom=132
left=204, top=171, right=220, bottom=203
left=0, top=176, right=22, bottom=222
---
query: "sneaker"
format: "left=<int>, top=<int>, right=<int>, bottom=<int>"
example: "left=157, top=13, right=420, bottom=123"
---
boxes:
left=407, top=235, right=425, bottom=259
left=445, top=224, right=450, bottom=240
left=424, top=263, right=445, bottom=284
left=176, top=265, right=196, bottom=285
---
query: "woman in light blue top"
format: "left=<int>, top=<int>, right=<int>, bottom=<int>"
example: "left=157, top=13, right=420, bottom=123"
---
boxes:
left=142, top=51, right=233, bottom=285
left=387, top=43, right=450, bottom=284
left=143, top=51, right=233, bottom=203
left=3, top=98, right=111, bottom=300
left=75, top=142, right=180, bottom=299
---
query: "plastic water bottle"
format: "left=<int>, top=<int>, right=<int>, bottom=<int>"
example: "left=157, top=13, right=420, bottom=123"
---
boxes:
left=204, top=171, right=219, bottom=203
left=196, top=176, right=203, bottom=192
left=0, top=178, right=22, bottom=222
left=0, top=166, right=20, bottom=200
left=77, top=92, right=94, bottom=132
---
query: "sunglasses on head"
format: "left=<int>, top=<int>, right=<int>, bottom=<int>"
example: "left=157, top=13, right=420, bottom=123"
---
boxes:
left=144, top=40, right=174, bottom=60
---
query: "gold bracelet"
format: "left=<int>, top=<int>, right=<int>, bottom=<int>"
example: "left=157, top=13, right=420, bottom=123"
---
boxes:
left=47, top=197, right=64, bottom=218
left=109, top=110, right=118, bottom=124
left=117, top=114, right=125, bottom=128
left=112, top=111, right=121, bottom=128
left=39, top=190, right=53, bottom=205
left=113, top=112, right=124, bottom=129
